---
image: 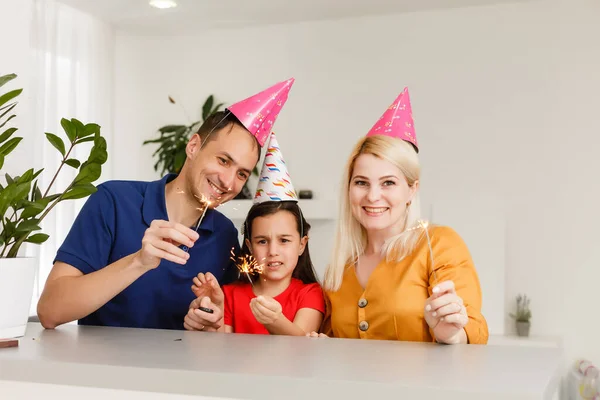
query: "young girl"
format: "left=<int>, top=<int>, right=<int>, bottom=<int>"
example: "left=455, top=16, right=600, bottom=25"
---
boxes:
left=190, top=133, right=325, bottom=336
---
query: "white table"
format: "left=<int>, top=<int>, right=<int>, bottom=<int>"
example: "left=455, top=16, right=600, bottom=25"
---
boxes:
left=0, top=323, right=563, bottom=399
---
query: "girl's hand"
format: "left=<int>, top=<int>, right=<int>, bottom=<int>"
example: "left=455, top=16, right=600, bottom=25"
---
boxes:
left=306, top=331, right=328, bottom=338
left=191, top=272, right=224, bottom=307
left=249, top=295, right=282, bottom=326
left=424, top=280, right=469, bottom=344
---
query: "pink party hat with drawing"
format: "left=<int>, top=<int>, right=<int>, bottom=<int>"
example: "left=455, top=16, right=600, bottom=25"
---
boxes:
left=254, top=133, right=297, bottom=203
left=227, top=78, right=295, bottom=147
left=366, top=87, right=418, bottom=152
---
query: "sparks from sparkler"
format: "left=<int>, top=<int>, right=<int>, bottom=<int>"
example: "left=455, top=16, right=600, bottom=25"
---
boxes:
left=229, top=248, right=264, bottom=288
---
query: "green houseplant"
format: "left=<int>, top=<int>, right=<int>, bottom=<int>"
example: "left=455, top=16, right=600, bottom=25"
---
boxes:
left=0, top=73, right=108, bottom=338
left=143, top=95, right=257, bottom=199
left=510, top=294, right=531, bottom=337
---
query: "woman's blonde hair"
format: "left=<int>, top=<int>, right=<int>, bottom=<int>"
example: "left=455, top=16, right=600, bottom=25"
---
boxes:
left=323, top=135, right=423, bottom=292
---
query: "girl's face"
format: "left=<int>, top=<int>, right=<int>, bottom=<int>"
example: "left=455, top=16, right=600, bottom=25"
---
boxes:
left=246, top=210, right=307, bottom=282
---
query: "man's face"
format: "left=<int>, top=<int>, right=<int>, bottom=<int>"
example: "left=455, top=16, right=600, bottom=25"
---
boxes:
left=185, top=124, right=259, bottom=207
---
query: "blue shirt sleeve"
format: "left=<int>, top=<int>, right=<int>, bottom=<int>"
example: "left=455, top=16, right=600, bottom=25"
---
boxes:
left=54, top=185, right=115, bottom=274
left=220, top=225, right=240, bottom=285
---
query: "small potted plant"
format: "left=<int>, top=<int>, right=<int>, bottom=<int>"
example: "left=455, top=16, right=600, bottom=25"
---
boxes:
left=0, top=73, right=108, bottom=338
left=510, top=294, right=532, bottom=337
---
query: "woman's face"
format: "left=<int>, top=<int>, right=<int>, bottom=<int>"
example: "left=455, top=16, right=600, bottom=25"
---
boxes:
left=348, top=153, right=416, bottom=234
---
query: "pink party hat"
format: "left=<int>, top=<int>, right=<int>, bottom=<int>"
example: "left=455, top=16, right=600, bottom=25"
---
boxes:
left=227, top=78, right=295, bottom=147
left=366, top=87, right=418, bottom=152
left=254, top=133, right=297, bottom=203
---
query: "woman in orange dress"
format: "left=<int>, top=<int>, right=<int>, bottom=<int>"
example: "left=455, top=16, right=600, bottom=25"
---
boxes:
left=309, top=88, right=488, bottom=344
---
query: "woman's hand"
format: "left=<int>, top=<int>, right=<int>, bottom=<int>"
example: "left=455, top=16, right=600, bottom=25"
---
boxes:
left=424, top=280, right=469, bottom=344
left=306, top=331, right=328, bottom=338
left=249, top=295, right=283, bottom=326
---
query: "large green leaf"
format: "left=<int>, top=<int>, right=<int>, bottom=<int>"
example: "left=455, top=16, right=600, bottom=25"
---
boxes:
left=61, top=183, right=97, bottom=201
left=0, top=74, right=17, bottom=88
left=0, top=127, right=17, bottom=144
left=0, top=136, right=22, bottom=157
left=5, top=173, right=14, bottom=184
left=20, top=201, right=46, bottom=219
left=25, top=233, right=49, bottom=244
left=15, top=219, right=41, bottom=233
left=45, top=132, right=66, bottom=156
left=64, top=158, right=81, bottom=168
left=0, top=155, right=3, bottom=170
left=0, top=89, right=22, bottom=109
left=74, top=162, right=101, bottom=185
left=158, top=125, right=186, bottom=133
left=0, top=183, right=15, bottom=217
left=87, top=137, right=108, bottom=165
left=13, top=182, right=31, bottom=204
left=71, top=118, right=85, bottom=139
left=82, top=123, right=100, bottom=138
left=16, top=168, right=34, bottom=184
left=61, top=118, right=76, bottom=142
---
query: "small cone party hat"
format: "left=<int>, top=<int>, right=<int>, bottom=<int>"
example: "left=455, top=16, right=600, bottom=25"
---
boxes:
left=227, top=78, right=295, bottom=147
left=254, top=133, right=297, bottom=203
left=366, top=87, right=418, bottom=152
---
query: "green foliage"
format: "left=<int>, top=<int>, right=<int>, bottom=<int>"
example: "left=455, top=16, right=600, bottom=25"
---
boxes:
left=143, top=95, right=224, bottom=176
left=0, top=73, right=108, bottom=258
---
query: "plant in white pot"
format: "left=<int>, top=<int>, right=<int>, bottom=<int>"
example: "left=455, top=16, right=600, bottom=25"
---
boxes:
left=510, top=294, right=531, bottom=337
left=0, top=73, right=107, bottom=338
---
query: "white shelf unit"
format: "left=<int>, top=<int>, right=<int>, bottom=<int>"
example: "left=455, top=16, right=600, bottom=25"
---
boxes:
left=215, top=199, right=338, bottom=222
left=487, top=334, right=562, bottom=348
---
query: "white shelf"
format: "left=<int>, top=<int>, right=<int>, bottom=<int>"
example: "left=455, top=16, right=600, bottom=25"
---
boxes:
left=488, top=334, right=562, bottom=348
left=215, top=199, right=337, bottom=221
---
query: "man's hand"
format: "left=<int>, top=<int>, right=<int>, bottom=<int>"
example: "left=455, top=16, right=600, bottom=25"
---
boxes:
left=133, top=220, right=199, bottom=271
left=184, top=296, right=223, bottom=332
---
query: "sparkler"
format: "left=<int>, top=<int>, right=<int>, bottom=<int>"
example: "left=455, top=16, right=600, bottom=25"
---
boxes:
left=406, top=220, right=438, bottom=285
left=229, top=248, right=264, bottom=288
left=193, top=193, right=212, bottom=232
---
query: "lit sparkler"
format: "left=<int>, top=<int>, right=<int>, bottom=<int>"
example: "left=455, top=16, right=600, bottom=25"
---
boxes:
left=193, top=193, right=212, bottom=232
left=229, top=248, right=264, bottom=288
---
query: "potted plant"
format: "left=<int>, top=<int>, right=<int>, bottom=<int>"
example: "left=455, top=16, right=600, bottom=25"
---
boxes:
left=510, top=294, right=531, bottom=337
left=0, top=73, right=108, bottom=338
left=143, top=95, right=258, bottom=199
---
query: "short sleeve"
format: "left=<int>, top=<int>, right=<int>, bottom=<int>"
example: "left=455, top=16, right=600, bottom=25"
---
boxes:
left=320, top=292, right=333, bottom=336
left=427, top=226, right=489, bottom=344
left=298, top=283, right=326, bottom=314
left=53, top=185, right=115, bottom=274
left=223, top=284, right=235, bottom=326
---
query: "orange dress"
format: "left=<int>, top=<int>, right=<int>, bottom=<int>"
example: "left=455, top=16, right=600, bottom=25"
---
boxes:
left=321, top=226, right=488, bottom=344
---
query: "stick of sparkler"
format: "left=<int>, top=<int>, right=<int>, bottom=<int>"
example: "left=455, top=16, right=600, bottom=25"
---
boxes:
left=194, top=194, right=211, bottom=232
left=406, top=220, right=438, bottom=285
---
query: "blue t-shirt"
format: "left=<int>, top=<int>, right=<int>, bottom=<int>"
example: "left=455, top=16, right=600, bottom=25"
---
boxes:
left=54, top=174, right=240, bottom=330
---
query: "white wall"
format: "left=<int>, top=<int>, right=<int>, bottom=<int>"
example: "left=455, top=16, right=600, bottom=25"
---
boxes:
left=114, top=0, right=600, bottom=366
left=0, top=0, right=32, bottom=176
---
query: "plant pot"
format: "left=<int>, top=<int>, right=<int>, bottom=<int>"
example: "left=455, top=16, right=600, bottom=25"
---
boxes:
left=0, top=257, right=36, bottom=339
left=516, top=321, right=530, bottom=337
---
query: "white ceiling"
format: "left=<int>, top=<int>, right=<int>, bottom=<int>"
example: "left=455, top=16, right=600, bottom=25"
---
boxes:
left=57, top=0, right=532, bottom=34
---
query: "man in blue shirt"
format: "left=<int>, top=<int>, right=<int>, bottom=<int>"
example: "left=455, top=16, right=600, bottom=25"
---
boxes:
left=36, top=111, right=260, bottom=330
